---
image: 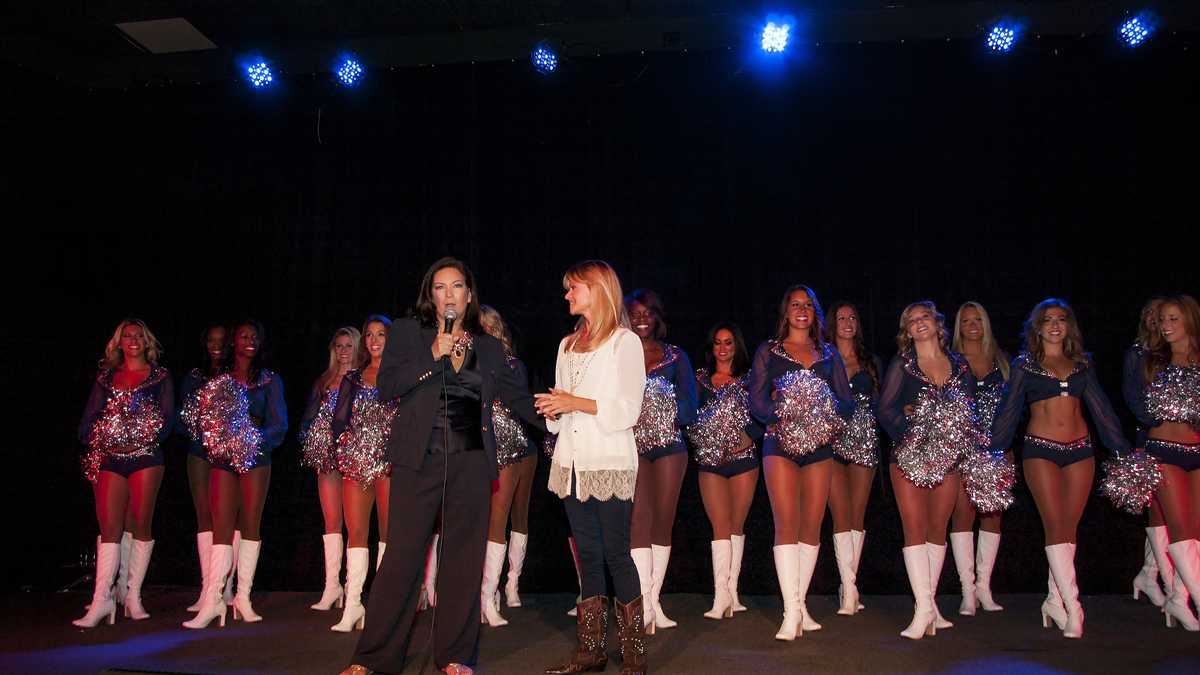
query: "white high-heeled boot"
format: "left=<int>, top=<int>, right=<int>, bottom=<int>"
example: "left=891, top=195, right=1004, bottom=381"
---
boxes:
left=232, top=539, right=263, bottom=622
left=975, top=531, right=1004, bottom=611
left=926, top=543, right=953, bottom=629
left=729, top=534, right=748, bottom=612
left=331, top=547, right=368, bottom=632
left=376, top=542, right=386, bottom=571
left=481, top=540, right=509, bottom=627
left=114, top=532, right=132, bottom=606
left=183, top=544, right=230, bottom=629
left=312, top=533, right=345, bottom=610
left=833, top=531, right=858, bottom=616
left=630, top=547, right=656, bottom=633
left=772, top=544, right=802, bottom=640
left=224, top=530, right=241, bottom=604
left=1146, top=526, right=1175, bottom=603
left=187, top=531, right=213, bottom=612
left=565, top=535, right=583, bottom=616
left=797, top=543, right=822, bottom=631
left=504, top=531, right=528, bottom=608
left=123, top=539, right=154, bottom=620
left=650, top=544, right=677, bottom=629
left=1133, top=533, right=1165, bottom=606
left=419, top=534, right=439, bottom=611
left=1046, top=543, right=1083, bottom=638
left=851, top=529, right=866, bottom=610
left=949, top=532, right=976, bottom=616
left=900, top=545, right=935, bottom=639
left=1041, top=568, right=1067, bottom=629
left=73, top=542, right=119, bottom=628
left=1165, top=539, right=1200, bottom=631
left=703, top=540, right=733, bottom=619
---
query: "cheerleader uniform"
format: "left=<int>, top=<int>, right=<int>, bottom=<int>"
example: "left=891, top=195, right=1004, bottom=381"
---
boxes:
left=634, top=343, right=698, bottom=461
left=79, top=365, right=174, bottom=481
left=688, top=368, right=763, bottom=478
left=178, top=368, right=215, bottom=460
left=200, top=370, right=288, bottom=473
left=299, top=382, right=339, bottom=473
left=832, top=356, right=884, bottom=468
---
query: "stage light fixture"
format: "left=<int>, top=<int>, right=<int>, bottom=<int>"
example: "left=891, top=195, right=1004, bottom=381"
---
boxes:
left=336, top=57, right=364, bottom=86
left=532, top=43, right=558, bottom=74
left=986, top=24, right=1017, bottom=53
left=246, top=61, right=273, bottom=88
left=761, top=21, right=791, bottom=54
left=1119, top=16, right=1152, bottom=47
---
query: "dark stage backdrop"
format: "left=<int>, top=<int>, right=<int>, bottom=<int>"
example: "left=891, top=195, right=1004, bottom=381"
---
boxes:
left=5, top=36, right=1198, bottom=597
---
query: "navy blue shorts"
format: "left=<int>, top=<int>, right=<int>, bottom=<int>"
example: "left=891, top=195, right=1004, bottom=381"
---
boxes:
left=1146, top=439, right=1200, bottom=472
left=640, top=441, right=687, bottom=463
left=99, top=450, right=164, bottom=478
left=1022, top=435, right=1093, bottom=467
left=763, top=441, right=834, bottom=469
left=697, top=455, right=760, bottom=478
left=211, top=451, right=272, bottom=473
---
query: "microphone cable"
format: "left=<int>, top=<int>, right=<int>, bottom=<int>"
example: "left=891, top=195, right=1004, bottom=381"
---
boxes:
left=420, top=339, right=452, bottom=675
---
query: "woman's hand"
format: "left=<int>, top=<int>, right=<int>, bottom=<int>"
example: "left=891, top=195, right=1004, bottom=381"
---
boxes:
left=431, top=332, right=454, bottom=360
left=535, top=388, right=577, bottom=420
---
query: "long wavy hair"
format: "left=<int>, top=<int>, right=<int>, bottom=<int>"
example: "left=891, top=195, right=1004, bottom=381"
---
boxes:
left=1144, top=294, right=1200, bottom=382
left=703, top=321, right=751, bottom=378
left=952, top=301, right=1010, bottom=380
left=318, top=326, right=362, bottom=392
left=563, top=260, right=630, bottom=352
left=625, top=288, right=668, bottom=339
left=226, top=318, right=268, bottom=382
left=895, top=301, right=948, bottom=354
left=357, top=314, right=392, bottom=368
left=825, top=301, right=880, bottom=390
left=1021, top=298, right=1088, bottom=366
left=1135, top=297, right=1165, bottom=349
left=412, top=257, right=482, bottom=333
left=102, top=318, right=163, bottom=369
left=774, top=284, right=826, bottom=348
left=478, top=305, right=515, bottom=357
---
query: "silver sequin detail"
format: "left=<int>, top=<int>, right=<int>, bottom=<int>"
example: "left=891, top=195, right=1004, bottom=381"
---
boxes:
left=973, top=378, right=1006, bottom=447
left=959, top=449, right=1016, bottom=513
left=894, top=361, right=983, bottom=488
left=83, top=368, right=167, bottom=483
left=1024, top=434, right=1090, bottom=452
left=1100, top=452, right=1162, bottom=515
left=198, top=373, right=264, bottom=474
left=832, top=392, right=878, bottom=467
left=300, top=388, right=339, bottom=473
left=767, top=369, right=845, bottom=458
left=493, top=399, right=531, bottom=469
left=634, top=375, right=681, bottom=454
left=336, top=380, right=396, bottom=488
left=1146, top=364, right=1200, bottom=427
left=686, top=372, right=753, bottom=468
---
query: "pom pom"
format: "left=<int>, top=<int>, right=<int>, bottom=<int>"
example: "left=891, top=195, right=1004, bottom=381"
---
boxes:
left=493, top=399, right=532, bottom=470
left=198, top=374, right=263, bottom=474
left=832, top=393, right=879, bottom=467
left=336, top=387, right=396, bottom=488
left=634, top=375, right=682, bottom=454
left=770, top=370, right=845, bottom=458
left=687, top=383, right=753, bottom=468
left=1146, top=365, right=1200, bottom=428
left=84, top=379, right=165, bottom=482
left=893, top=378, right=982, bottom=488
left=959, top=450, right=1015, bottom=513
left=1100, top=452, right=1162, bottom=515
left=300, top=388, right=339, bottom=472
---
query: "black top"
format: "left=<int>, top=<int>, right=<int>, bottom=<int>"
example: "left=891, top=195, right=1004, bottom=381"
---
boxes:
left=878, top=349, right=977, bottom=443
left=427, top=347, right=485, bottom=453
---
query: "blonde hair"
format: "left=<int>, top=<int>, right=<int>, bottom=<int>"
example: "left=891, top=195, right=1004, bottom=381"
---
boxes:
left=103, top=318, right=163, bottom=368
left=895, top=301, right=948, bottom=354
left=952, top=301, right=1010, bottom=379
left=478, top=305, right=514, bottom=356
left=564, top=260, right=630, bottom=352
left=319, top=326, right=362, bottom=391
left=1136, top=297, right=1164, bottom=348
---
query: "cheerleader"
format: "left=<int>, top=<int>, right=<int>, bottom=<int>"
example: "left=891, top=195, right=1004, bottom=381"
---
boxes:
left=878, top=301, right=977, bottom=640
left=75, top=319, right=173, bottom=627
left=988, top=298, right=1131, bottom=639
left=687, top=322, right=762, bottom=620
left=300, top=327, right=361, bottom=612
left=948, top=302, right=1011, bottom=615
left=626, top=289, right=698, bottom=631
left=1122, top=298, right=1173, bottom=609
left=178, top=324, right=230, bottom=613
left=825, top=302, right=883, bottom=617
left=185, top=319, right=288, bottom=629
left=749, top=285, right=855, bottom=641
left=477, top=306, right=539, bottom=627
left=328, top=315, right=397, bottom=632
left=1129, top=295, right=1200, bottom=631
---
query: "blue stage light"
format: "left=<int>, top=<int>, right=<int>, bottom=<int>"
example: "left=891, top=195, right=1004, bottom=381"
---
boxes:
left=532, top=43, right=558, bottom=74
left=986, top=24, right=1017, bottom=53
left=761, top=21, right=791, bottom=54
left=1119, top=16, right=1152, bottom=47
left=336, top=58, right=364, bottom=86
left=246, top=61, right=273, bottom=88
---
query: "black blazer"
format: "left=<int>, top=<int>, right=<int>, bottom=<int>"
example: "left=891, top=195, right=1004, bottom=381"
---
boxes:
left=378, top=317, right=545, bottom=479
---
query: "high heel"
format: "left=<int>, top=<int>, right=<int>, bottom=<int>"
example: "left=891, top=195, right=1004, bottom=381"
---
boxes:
left=729, top=534, right=749, bottom=613
left=926, top=543, right=953, bottom=630
left=650, top=544, right=677, bottom=629
left=772, top=544, right=802, bottom=640
left=833, top=532, right=859, bottom=616
left=188, top=531, right=213, bottom=612
left=183, top=544, right=232, bottom=629
left=223, top=530, right=241, bottom=605
left=332, top=548, right=369, bottom=632
left=505, top=531, right=527, bottom=608
left=312, top=533, right=345, bottom=611
left=1165, top=539, right=1200, bottom=631
left=123, top=539, right=154, bottom=621
left=630, top=547, right=656, bottom=634
left=851, top=530, right=866, bottom=610
left=974, top=531, right=1004, bottom=612
left=900, top=545, right=935, bottom=639
left=73, top=542, right=119, bottom=628
left=1046, top=543, right=1083, bottom=639
left=797, top=543, right=822, bottom=632
left=949, top=532, right=976, bottom=617
left=1041, top=568, right=1067, bottom=630
left=480, top=541, right=509, bottom=627
left=703, top=540, right=734, bottom=619
left=1132, top=534, right=1166, bottom=607
left=232, top=539, right=263, bottom=622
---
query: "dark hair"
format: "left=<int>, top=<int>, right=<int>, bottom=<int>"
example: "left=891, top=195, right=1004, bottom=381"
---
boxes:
left=199, top=323, right=231, bottom=377
left=824, top=301, right=879, bottom=391
left=412, top=257, right=482, bottom=333
left=1135, top=296, right=1165, bottom=349
left=625, top=288, right=668, bottom=339
left=703, top=322, right=751, bottom=377
left=774, top=284, right=826, bottom=347
left=358, top=314, right=393, bottom=368
left=226, top=318, right=268, bottom=382
left=1022, top=298, right=1087, bottom=366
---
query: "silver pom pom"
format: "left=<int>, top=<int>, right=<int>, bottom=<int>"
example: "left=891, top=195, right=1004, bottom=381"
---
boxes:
left=493, top=400, right=531, bottom=470
left=769, top=370, right=845, bottom=458
left=180, top=385, right=203, bottom=443
left=832, top=393, right=879, bottom=467
left=894, top=378, right=982, bottom=488
left=686, top=384, right=753, bottom=468
left=959, top=450, right=1015, bottom=513
left=973, top=380, right=1006, bottom=447
left=199, top=374, right=263, bottom=474
left=1100, top=452, right=1163, bottom=515
left=1146, top=365, right=1200, bottom=427
left=84, top=384, right=165, bottom=483
left=300, top=389, right=339, bottom=473
left=634, top=375, right=682, bottom=454
left=336, top=388, right=396, bottom=488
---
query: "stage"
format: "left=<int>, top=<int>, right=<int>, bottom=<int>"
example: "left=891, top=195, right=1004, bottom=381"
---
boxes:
left=5, top=590, right=1196, bottom=674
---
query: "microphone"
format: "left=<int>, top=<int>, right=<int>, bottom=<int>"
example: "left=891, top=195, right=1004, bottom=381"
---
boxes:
left=443, top=308, right=458, bottom=335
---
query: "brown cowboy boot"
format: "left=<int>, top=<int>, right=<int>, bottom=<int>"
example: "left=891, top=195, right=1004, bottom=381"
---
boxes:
left=614, top=595, right=648, bottom=675
left=545, top=595, right=609, bottom=674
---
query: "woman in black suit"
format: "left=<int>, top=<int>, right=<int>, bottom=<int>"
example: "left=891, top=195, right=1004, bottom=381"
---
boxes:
left=341, top=257, right=543, bottom=675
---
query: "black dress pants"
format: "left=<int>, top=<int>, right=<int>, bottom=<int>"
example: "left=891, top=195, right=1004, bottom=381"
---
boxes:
left=352, top=449, right=490, bottom=672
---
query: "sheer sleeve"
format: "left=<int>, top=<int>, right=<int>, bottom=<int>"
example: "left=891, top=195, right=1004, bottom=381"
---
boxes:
left=825, top=350, right=856, bottom=419
left=1082, top=363, right=1133, bottom=456
left=748, top=343, right=778, bottom=425
left=329, top=375, right=356, bottom=443
left=1122, top=347, right=1157, bottom=430
left=870, top=355, right=885, bottom=401
left=493, top=346, right=545, bottom=431
left=987, top=359, right=1028, bottom=453
left=78, top=377, right=107, bottom=445
left=154, top=376, right=175, bottom=446
left=260, top=374, right=289, bottom=451
left=175, top=372, right=199, bottom=437
left=377, top=318, right=438, bottom=401
left=876, top=356, right=908, bottom=442
left=673, top=350, right=699, bottom=427
left=298, top=381, right=323, bottom=444
left=594, top=331, right=646, bottom=433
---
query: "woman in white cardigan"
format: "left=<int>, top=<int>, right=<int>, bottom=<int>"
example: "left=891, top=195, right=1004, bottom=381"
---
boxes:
left=536, top=260, right=648, bottom=675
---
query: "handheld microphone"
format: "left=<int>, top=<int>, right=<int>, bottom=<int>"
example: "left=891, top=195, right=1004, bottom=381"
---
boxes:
left=443, top=307, right=458, bottom=335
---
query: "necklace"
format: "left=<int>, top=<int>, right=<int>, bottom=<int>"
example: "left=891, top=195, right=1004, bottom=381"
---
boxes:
left=451, top=332, right=473, bottom=358
left=568, top=348, right=597, bottom=393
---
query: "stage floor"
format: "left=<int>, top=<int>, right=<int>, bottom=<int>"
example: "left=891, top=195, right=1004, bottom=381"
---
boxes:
left=3, top=590, right=1197, bottom=674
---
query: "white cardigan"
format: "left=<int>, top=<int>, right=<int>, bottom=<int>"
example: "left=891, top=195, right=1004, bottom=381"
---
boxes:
left=546, top=328, right=646, bottom=501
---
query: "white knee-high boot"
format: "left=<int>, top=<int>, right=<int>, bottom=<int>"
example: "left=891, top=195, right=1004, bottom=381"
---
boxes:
left=1046, top=543, right=1083, bottom=638
left=975, top=531, right=1004, bottom=611
left=183, top=544, right=231, bottom=629
left=704, top=540, right=733, bottom=619
left=1165, top=539, right=1200, bottom=631
left=114, top=531, right=132, bottom=606
left=73, top=542, right=119, bottom=628
left=123, top=539, right=154, bottom=620
left=311, top=533, right=345, bottom=611
left=949, top=532, right=976, bottom=616
left=223, top=530, right=241, bottom=604
left=1132, top=533, right=1165, bottom=606
left=797, top=543, right=822, bottom=631
left=504, top=531, right=528, bottom=608
left=187, top=531, right=213, bottom=612
left=232, top=539, right=263, bottom=622
left=772, top=544, right=802, bottom=640
left=900, top=545, right=935, bottom=639
left=650, top=544, right=677, bottom=629
left=331, top=547, right=368, bottom=632
left=481, top=540, right=509, bottom=627
left=833, top=532, right=859, bottom=616
left=376, top=542, right=386, bottom=571
left=926, top=543, right=953, bottom=629
left=630, top=547, right=656, bottom=633
left=729, top=533, right=748, bottom=612
left=851, top=529, right=866, bottom=610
